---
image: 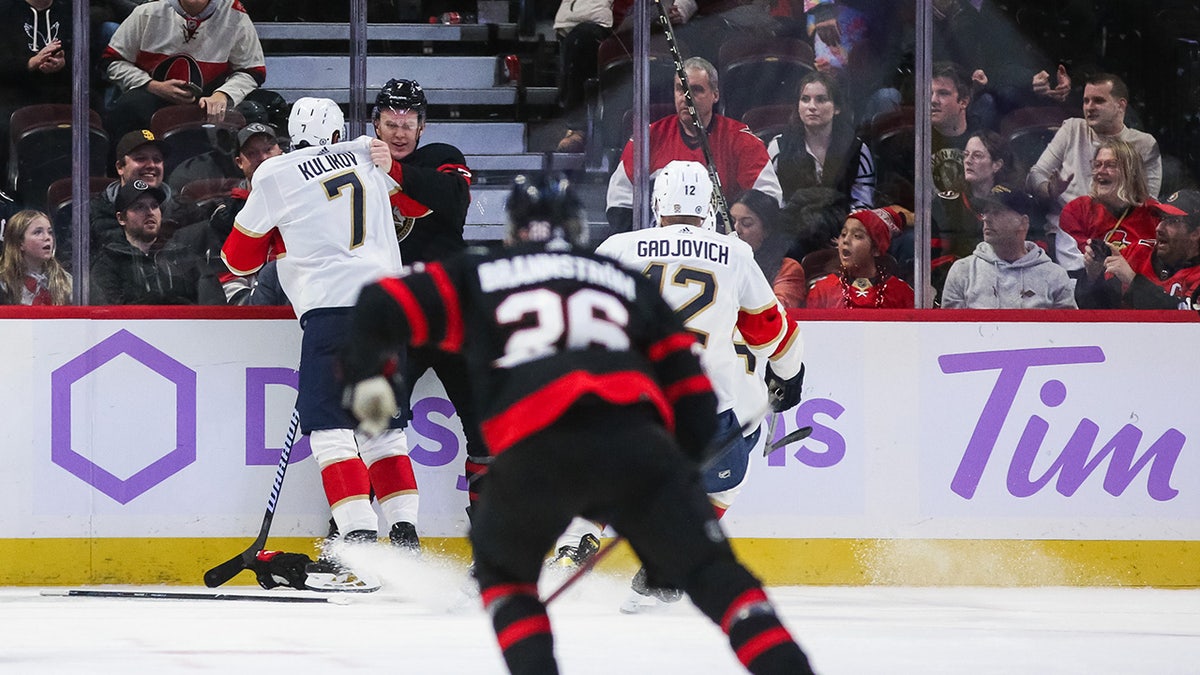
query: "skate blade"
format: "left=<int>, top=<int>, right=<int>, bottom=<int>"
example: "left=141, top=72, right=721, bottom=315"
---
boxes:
left=304, top=570, right=381, bottom=593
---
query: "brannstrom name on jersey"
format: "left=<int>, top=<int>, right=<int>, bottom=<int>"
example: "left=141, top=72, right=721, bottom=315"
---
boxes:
left=478, top=253, right=637, bottom=301
left=635, top=237, right=730, bottom=265
left=296, top=150, right=361, bottom=181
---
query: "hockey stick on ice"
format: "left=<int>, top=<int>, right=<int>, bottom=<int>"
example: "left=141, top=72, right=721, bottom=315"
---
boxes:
left=542, top=409, right=767, bottom=605
left=204, top=407, right=301, bottom=588
left=654, top=0, right=732, bottom=233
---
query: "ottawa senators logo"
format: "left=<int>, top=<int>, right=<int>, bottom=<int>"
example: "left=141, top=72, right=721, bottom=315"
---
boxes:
left=392, top=205, right=416, bottom=241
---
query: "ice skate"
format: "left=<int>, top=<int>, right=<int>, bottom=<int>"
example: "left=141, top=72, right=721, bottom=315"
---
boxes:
left=304, top=529, right=382, bottom=593
left=388, top=521, right=421, bottom=552
left=619, top=566, right=682, bottom=614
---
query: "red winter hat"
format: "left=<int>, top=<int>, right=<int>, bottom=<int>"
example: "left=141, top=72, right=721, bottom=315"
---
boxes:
left=849, top=206, right=905, bottom=254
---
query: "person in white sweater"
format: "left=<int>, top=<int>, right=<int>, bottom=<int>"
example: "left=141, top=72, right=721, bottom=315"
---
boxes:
left=941, top=187, right=1076, bottom=309
left=1026, top=73, right=1161, bottom=271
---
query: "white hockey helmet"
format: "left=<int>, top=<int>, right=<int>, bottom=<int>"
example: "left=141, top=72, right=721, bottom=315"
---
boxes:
left=288, top=97, right=344, bottom=148
left=652, top=160, right=714, bottom=228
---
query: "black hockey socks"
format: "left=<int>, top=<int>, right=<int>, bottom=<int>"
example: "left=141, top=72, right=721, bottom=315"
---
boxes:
left=721, top=587, right=814, bottom=675
left=481, top=583, right=559, bottom=675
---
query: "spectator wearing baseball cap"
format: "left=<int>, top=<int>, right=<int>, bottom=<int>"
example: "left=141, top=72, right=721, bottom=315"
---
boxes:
left=1076, top=189, right=1200, bottom=310
left=90, top=178, right=219, bottom=305
left=807, top=206, right=915, bottom=308
left=90, top=130, right=182, bottom=256
left=172, top=121, right=283, bottom=306
left=940, top=186, right=1076, bottom=309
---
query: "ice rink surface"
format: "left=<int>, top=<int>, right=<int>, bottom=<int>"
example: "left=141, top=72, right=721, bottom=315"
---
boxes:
left=4, top=549, right=1198, bottom=675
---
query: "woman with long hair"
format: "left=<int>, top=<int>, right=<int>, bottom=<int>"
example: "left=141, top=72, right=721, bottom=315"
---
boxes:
left=0, top=209, right=72, bottom=305
left=730, top=189, right=807, bottom=308
left=1059, top=137, right=1162, bottom=275
left=767, top=70, right=876, bottom=212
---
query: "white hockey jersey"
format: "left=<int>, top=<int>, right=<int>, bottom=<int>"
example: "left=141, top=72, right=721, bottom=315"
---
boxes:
left=222, top=136, right=403, bottom=319
left=595, top=224, right=804, bottom=429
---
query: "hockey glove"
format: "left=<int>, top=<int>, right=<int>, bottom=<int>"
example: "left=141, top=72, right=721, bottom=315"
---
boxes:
left=251, top=550, right=313, bottom=590
left=344, top=374, right=402, bottom=438
left=766, top=362, right=804, bottom=412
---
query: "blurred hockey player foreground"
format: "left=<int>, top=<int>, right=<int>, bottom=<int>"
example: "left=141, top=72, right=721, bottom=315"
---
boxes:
left=338, top=173, right=816, bottom=674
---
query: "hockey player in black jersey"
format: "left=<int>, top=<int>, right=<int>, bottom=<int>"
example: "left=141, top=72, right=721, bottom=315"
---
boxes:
left=340, top=174, right=816, bottom=675
left=373, top=78, right=489, bottom=540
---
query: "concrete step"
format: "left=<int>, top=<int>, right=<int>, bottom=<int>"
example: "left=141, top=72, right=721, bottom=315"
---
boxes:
left=265, top=55, right=499, bottom=90
left=255, top=22, right=520, bottom=44
left=421, top=123, right=525, bottom=155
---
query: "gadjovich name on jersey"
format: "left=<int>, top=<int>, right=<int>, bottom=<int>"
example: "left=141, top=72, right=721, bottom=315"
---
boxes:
left=635, top=238, right=730, bottom=265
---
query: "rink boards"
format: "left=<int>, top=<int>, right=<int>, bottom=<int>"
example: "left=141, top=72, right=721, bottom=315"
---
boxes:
left=0, top=308, right=1197, bottom=587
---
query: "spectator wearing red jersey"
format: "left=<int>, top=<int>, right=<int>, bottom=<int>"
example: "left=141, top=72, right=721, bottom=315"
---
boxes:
left=807, top=206, right=914, bottom=308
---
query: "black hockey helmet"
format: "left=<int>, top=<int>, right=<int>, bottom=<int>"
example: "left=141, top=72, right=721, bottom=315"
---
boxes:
left=505, top=173, right=587, bottom=246
left=374, top=78, right=427, bottom=121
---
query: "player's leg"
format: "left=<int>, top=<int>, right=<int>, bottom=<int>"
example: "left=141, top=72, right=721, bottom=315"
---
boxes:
left=357, top=427, right=420, bottom=550
left=470, top=436, right=576, bottom=675
left=606, top=426, right=814, bottom=675
left=702, top=410, right=763, bottom=518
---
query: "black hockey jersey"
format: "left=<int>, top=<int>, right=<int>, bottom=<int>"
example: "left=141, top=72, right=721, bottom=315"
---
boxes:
left=386, top=142, right=472, bottom=264
left=348, top=242, right=719, bottom=458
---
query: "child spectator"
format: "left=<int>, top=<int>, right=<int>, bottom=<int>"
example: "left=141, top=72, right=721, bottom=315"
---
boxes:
left=807, top=206, right=914, bottom=308
left=0, top=209, right=72, bottom=305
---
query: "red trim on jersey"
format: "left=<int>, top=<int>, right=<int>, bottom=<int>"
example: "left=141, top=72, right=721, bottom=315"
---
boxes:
left=426, top=263, right=464, bottom=352
left=736, top=306, right=788, bottom=349
left=320, top=458, right=371, bottom=505
left=221, top=228, right=272, bottom=276
left=481, top=371, right=673, bottom=454
left=365, top=455, right=417, bottom=501
left=480, top=583, right=539, bottom=609
left=736, top=627, right=793, bottom=667
left=497, top=615, right=552, bottom=651
left=662, top=373, right=713, bottom=404
left=378, top=278, right=429, bottom=346
left=647, top=332, right=695, bottom=362
left=720, top=587, right=770, bottom=633
left=438, top=162, right=474, bottom=185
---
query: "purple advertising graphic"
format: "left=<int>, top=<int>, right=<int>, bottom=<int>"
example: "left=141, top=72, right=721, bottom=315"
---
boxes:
left=939, top=346, right=1183, bottom=502
left=245, top=367, right=312, bottom=464
left=50, top=329, right=197, bottom=505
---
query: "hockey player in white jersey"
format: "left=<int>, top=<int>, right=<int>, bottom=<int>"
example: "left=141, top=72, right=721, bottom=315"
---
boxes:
left=222, top=97, right=420, bottom=591
left=594, top=160, right=806, bottom=611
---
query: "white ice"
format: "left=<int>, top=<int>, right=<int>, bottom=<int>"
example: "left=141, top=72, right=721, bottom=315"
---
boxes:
left=4, top=548, right=1198, bottom=674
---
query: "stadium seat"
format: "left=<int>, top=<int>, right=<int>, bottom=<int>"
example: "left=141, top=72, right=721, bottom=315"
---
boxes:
left=998, top=105, right=1071, bottom=177
left=7, top=104, right=109, bottom=211
left=45, top=175, right=114, bottom=264
left=860, top=106, right=915, bottom=207
left=717, top=36, right=814, bottom=123
left=741, top=103, right=795, bottom=145
left=590, top=33, right=678, bottom=167
left=150, top=105, right=246, bottom=178
left=800, top=248, right=840, bottom=288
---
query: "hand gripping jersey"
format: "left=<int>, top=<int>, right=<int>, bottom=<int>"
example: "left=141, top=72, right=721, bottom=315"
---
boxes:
left=222, top=136, right=403, bottom=319
left=351, top=243, right=718, bottom=457
left=595, top=225, right=804, bottom=430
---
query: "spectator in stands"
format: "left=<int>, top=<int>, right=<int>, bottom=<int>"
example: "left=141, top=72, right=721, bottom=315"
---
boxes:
left=552, top=0, right=630, bottom=153
left=930, top=61, right=976, bottom=199
left=1058, top=138, right=1164, bottom=280
left=731, top=189, right=806, bottom=308
left=175, top=120, right=281, bottom=304
left=101, top=0, right=267, bottom=150
left=90, top=180, right=218, bottom=304
left=780, top=185, right=848, bottom=263
left=606, top=56, right=782, bottom=232
left=1075, top=191, right=1199, bottom=310
left=934, top=130, right=1018, bottom=261
left=807, top=206, right=914, bottom=308
left=0, top=0, right=72, bottom=178
left=940, top=188, right=1075, bottom=309
left=0, top=209, right=72, bottom=305
left=799, top=0, right=906, bottom=121
left=91, top=130, right=183, bottom=255
left=767, top=71, right=875, bottom=214
left=1027, top=73, right=1162, bottom=271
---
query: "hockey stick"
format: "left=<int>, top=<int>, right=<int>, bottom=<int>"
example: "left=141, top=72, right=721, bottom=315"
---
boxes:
left=764, top=425, right=814, bottom=457
left=44, top=589, right=334, bottom=604
left=203, top=407, right=301, bottom=588
left=653, top=0, right=732, bottom=233
left=542, top=410, right=767, bottom=605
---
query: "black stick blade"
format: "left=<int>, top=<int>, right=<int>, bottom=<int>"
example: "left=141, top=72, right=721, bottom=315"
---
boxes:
left=203, top=552, right=252, bottom=588
left=765, top=425, right=814, bottom=455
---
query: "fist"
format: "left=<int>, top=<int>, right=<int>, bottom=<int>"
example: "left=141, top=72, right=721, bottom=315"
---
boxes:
left=348, top=375, right=399, bottom=437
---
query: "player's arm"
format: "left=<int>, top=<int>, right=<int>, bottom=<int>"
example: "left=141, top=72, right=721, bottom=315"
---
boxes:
left=386, top=145, right=472, bottom=222
left=221, top=225, right=273, bottom=276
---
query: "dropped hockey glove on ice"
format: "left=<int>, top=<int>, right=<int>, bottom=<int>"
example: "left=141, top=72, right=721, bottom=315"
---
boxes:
left=766, top=362, right=805, bottom=412
left=251, top=550, right=313, bottom=590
